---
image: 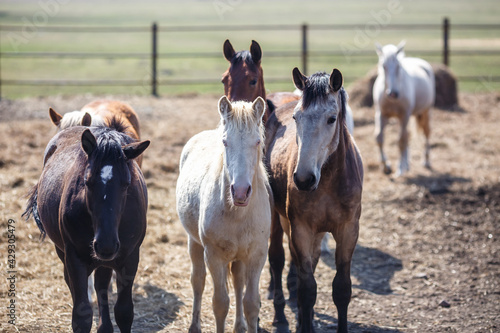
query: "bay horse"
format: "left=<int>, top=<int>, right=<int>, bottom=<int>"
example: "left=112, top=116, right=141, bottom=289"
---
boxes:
left=265, top=68, right=363, bottom=333
left=222, top=39, right=355, bottom=136
left=373, top=41, right=435, bottom=176
left=23, top=120, right=149, bottom=333
left=222, top=39, right=300, bottom=123
left=176, top=96, right=271, bottom=333
left=49, top=100, right=143, bottom=167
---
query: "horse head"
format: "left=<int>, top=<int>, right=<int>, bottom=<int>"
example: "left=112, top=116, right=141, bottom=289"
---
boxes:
left=218, top=96, right=266, bottom=206
left=81, top=128, right=149, bottom=260
left=375, top=40, right=406, bottom=99
left=221, top=39, right=265, bottom=103
left=291, top=67, right=346, bottom=191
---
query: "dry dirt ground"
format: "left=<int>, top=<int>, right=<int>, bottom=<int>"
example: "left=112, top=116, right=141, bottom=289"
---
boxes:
left=0, top=91, right=498, bottom=332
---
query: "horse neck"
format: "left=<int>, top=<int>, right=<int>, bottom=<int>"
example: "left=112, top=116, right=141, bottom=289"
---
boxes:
left=257, top=68, right=267, bottom=100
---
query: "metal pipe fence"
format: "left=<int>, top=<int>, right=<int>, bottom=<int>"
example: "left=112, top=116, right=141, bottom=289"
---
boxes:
left=1, top=18, right=499, bottom=99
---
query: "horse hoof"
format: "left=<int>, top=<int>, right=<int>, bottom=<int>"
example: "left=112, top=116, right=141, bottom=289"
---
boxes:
left=287, top=296, right=298, bottom=309
left=272, top=323, right=291, bottom=333
left=383, top=165, right=392, bottom=175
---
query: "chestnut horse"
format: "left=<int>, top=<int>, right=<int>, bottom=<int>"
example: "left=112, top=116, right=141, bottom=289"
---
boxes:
left=24, top=121, right=149, bottom=333
left=222, top=39, right=300, bottom=123
left=49, top=100, right=143, bottom=167
left=265, top=68, right=363, bottom=333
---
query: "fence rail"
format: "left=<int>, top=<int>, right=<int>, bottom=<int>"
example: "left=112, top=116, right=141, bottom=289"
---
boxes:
left=1, top=18, right=500, bottom=99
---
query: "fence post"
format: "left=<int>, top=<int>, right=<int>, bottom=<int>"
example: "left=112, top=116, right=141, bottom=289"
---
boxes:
left=152, top=22, right=158, bottom=97
left=443, top=17, right=449, bottom=66
left=301, top=23, right=308, bottom=75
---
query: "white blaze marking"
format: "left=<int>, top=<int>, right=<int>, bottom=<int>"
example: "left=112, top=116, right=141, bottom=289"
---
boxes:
left=101, top=165, right=113, bottom=185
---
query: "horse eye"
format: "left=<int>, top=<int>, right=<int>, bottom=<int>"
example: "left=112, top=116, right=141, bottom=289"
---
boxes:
left=292, top=114, right=296, bottom=121
left=256, top=140, right=261, bottom=146
left=222, top=139, right=228, bottom=147
left=327, top=116, right=337, bottom=125
left=249, top=79, right=257, bottom=86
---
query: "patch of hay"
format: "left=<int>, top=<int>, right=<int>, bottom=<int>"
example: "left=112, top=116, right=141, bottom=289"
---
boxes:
left=347, top=64, right=460, bottom=110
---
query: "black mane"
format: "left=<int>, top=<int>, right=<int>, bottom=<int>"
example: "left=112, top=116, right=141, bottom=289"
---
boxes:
left=302, top=72, right=331, bottom=108
left=231, top=50, right=258, bottom=71
left=87, top=126, right=135, bottom=171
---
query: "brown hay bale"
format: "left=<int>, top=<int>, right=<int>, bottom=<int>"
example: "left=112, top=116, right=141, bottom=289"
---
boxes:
left=347, top=63, right=460, bottom=110
left=347, top=67, right=378, bottom=108
left=432, top=63, right=459, bottom=110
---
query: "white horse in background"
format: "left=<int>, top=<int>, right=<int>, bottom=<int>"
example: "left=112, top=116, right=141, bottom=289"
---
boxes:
left=373, top=41, right=435, bottom=176
left=176, top=96, right=271, bottom=333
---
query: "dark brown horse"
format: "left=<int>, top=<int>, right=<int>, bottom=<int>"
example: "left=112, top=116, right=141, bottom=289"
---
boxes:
left=265, top=68, right=363, bottom=333
left=24, top=121, right=149, bottom=333
left=222, top=39, right=300, bottom=123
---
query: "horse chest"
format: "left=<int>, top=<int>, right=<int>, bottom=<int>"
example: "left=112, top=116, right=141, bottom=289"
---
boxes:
left=201, top=207, right=269, bottom=260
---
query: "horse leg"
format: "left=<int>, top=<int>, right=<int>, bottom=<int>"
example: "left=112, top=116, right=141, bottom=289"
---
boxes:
left=286, top=259, right=298, bottom=307
left=231, top=260, right=247, bottom=333
left=94, top=267, right=113, bottom=333
left=243, top=252, right=267, bottom=333
left=114, top=249, right=139, bottom=333
left=64, top=246, right=93, bottom=333
left=289, top=225, right=317, bottom=333
left=397, top=114, right=411, bottom=176
left=416, top=109, right=431, bottom=169
left=206, top=251, right=230, bottom=333
left=188, top=238, right=206, bottom=333
left=267, top=210, right=284, bottom=300
left=269, top=211, right=289, bottom=332
left=375, top=110, right=391, bottom=174
left=331, top=220, right=359, bottom=333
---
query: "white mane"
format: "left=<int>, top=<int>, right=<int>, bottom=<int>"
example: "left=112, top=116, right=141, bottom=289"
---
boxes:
left=58, top=110, right=106, bottom=130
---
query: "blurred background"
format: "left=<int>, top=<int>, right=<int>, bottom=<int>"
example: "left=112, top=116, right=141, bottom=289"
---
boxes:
left=1, top=0, right=499, bottom=99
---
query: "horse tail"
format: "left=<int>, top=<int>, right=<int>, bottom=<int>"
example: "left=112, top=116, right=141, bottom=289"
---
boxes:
left=22, top=186, right=46, bottom=241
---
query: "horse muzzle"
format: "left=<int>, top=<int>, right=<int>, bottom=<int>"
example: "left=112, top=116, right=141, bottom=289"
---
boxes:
left=230, top=183, right=252, bottom=207
left=387, top=89, right=399, bottom=99
left=93, top=238, right=120, bottom=261
left=293, top=171, right=318, bottom=192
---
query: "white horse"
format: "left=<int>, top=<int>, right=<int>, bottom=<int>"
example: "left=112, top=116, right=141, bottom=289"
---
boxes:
left=373, top=41, right=435, bottom=176
left=176, top=96, right=272, bottom=333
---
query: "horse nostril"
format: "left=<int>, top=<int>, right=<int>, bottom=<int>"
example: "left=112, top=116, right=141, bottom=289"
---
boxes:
left=388, top=90, right=399, bottom=99
left=246, top=185, right=252, bottom=197
left=307, top=174, right=316, bottom=188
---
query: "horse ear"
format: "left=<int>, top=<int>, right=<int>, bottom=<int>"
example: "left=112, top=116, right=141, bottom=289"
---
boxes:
left=218, top=95, right=232, bottom=120
left=123, top=140, right=150, bottom=161
left=223, top=39, right=236, bottom=62
left=396, top=40, right=406, bottom=54
left=81, top=112, right=92, bottom=127
left=330, top=68, right=343, bottom=92
left=81, top=129, right=97, bottom=156
left=49, top=108, right=62, bottom=126
left=292, top=67, right=307, bottom=91
left=252, top=97, right=266, bottom=121
left=250, top=40, right=262, bottom=64
left=375, top=42, right=383, bottom=56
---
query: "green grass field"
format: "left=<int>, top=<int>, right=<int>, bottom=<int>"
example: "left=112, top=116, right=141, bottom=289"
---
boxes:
left=1, top=0, right=499, bottom=98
